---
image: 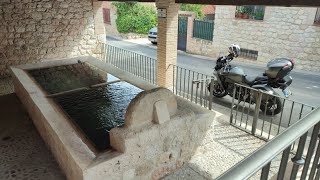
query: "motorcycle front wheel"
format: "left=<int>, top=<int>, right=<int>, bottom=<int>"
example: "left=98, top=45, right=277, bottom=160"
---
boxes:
left=207, top=82, right=228, bottom=98
left=260, top=97, right=282, bottom=115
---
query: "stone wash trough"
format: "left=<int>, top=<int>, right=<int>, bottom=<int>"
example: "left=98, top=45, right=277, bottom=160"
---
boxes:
left=10, top=56, right=214, bottom=180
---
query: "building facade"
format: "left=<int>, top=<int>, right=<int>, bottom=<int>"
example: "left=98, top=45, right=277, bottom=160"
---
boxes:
left=101, top=2, right=156, bottom=38
left=187, top=6, right=320, bottom=72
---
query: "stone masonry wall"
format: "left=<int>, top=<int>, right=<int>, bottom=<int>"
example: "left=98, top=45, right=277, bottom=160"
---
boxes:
left=0, top=0, right=98, bottom=77
left=187, top=6, right=320, bottom=72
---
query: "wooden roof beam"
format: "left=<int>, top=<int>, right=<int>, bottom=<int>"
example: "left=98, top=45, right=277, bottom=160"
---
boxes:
left=175, top=0, right=320, bottom=7
left=98, top=0, right=320, bottom=6
left=98, top=0, right=155, bottom=2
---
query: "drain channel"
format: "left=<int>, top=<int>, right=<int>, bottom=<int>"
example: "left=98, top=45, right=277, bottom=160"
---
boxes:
left=46, top=79, right=122, bottom=98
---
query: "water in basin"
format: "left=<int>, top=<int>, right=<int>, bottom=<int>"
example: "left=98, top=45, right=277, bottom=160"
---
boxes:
left=28, top=63, right=142, bottom=151
left=28, top=63, right=106, bottom=94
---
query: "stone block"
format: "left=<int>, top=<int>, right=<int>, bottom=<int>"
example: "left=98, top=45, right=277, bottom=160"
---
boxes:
left=26, top=24, right=36, bottom=32
left=0, top=26, right=8, bottom=33
left=31, top=12, right=42, bottom=20
left=153, top=100, right=170, bottom=124
left=14, top=26, right=25, bottom=33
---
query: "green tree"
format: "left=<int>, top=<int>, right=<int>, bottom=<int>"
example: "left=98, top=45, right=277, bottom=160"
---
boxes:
left=112, top=2, right=157, bottom=34
left=180, top=4, right=205, bottom=19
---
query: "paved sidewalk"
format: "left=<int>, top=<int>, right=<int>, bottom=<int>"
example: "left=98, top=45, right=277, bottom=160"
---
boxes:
left=164, top=114, right=269, bottom=179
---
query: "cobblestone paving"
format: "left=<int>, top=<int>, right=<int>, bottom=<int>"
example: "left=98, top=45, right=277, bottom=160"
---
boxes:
left=0, top=78, right=14, bottom=95
left=0, top=94, right=65, bottom=180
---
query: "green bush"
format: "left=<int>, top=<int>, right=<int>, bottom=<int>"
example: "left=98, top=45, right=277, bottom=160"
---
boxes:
left=180, top=4, right=205, bottom=19
left=112, top=2, right=157, bottom=34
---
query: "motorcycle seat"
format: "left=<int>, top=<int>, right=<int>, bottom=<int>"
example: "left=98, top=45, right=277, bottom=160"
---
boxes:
left=244, top=75, right=268, bottom=86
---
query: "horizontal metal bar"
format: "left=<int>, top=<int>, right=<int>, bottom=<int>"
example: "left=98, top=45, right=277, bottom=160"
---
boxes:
left=217, top=107, right=320, bottom=180
left=175, top=0, right=320, bottom=6
left=168, top=64, right=212, bottom=77
left=103, top=43, right=155, bottom=61
left=234, top=83, right=315, bottom=109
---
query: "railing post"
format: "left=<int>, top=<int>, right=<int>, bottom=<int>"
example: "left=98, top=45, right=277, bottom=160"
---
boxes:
left=100, top=42, right=104, bottom=61
left=172, top=65, right=175, bottom=94
left=301, top=122, right=320, bottom=179
left=308, top=134, right=320, bottom=179
left=104, top=44, right=108, bottom=63
left=209, top=78, right=213, bottom=110
left=277, top=146, right=291, bottom=180
left=290, top=133, right=307, bottom=179
left=260, top=162, right=271, bottom=180
left=230, top=85, right=236, bottom=124
left=252, top=91, right=263, bottom=135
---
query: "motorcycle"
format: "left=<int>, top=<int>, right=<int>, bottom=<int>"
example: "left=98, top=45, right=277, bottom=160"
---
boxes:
left=208, top=45, right=294, bottom=115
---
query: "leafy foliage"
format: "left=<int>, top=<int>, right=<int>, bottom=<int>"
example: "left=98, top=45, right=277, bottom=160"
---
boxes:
left=112, top=2, right=157, bottom=34
left=180, top=4, right=205, bottom=19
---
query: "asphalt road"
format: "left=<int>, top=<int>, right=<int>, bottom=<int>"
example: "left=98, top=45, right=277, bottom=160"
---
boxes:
left=106, top=37, right=320, bottom=108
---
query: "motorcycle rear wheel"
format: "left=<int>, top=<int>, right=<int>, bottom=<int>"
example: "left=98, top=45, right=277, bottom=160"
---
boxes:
left=260, top=97, right=282, bottom=116
left=207, top=83, right=228, bottom=98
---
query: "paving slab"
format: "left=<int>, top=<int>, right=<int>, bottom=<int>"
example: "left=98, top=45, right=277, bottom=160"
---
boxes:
left=162, top=165, right=206, bottom=180
left=164, top=115, right=267, bottom=179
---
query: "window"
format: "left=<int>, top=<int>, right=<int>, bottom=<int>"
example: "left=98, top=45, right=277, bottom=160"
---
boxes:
left=315, top=8, right=320, bottom=25
left=103, top=8, right=111, bottom=24
left=235, top=6, right=265, bottom=20
left=239, top=48, right=258, bottom=60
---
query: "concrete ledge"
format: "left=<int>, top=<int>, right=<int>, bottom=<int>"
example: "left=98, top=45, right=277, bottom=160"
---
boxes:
left=11, top=66, right=95, bottom=180
left=11, top=56, right=216, bottom=180
left=125, top=88, right=177, bottom=129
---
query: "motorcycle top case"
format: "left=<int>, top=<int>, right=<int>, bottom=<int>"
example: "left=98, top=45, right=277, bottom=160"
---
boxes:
left=265, top=58, right=294, bottom=79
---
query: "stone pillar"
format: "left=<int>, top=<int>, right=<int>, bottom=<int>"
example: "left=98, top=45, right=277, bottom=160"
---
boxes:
left=155, top=0, right=179, bottom=88
left=179, top=11, right=196, bottom=53
left=92, top=0, right=106, bottom=43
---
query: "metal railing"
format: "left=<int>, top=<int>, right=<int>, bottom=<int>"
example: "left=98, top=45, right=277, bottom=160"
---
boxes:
left=99, top=45, right=320, bottom=179
left=99, top=45, right=315, bottom=141
left=99, top=44, right=216, bottom=110
left=101, top=43, right=157, bottom=84
left=230, top=83, right=315, bottom=141
left=193, top=19, right=214, bottom=41
left=218, top=107, right=320, bottom=180
left=171, top=64, right=214, bottom=110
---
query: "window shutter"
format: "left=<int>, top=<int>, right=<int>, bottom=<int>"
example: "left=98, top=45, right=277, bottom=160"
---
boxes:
left=103, top=8, right=111, bottom=25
